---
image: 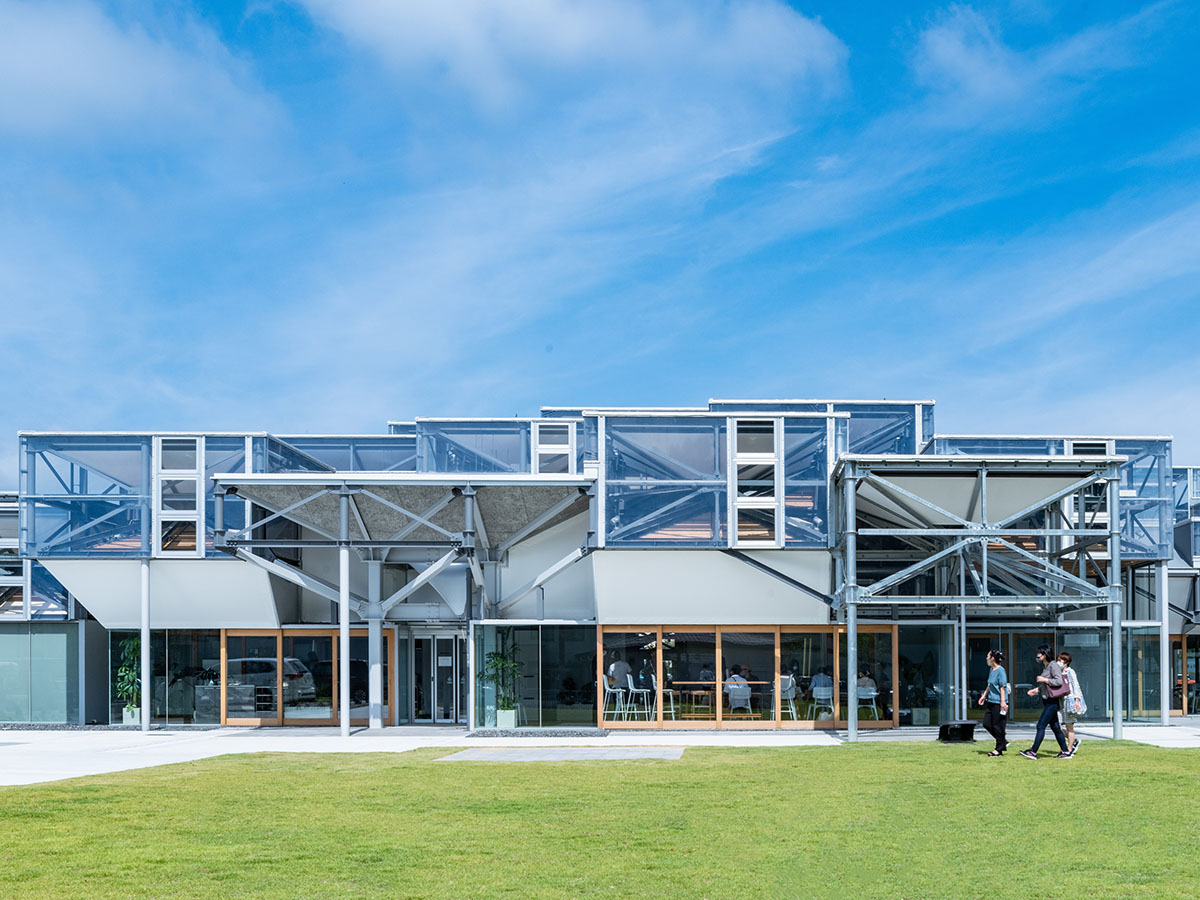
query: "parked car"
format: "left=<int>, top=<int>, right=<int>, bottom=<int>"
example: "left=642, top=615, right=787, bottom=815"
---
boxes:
left=226, top=657, right=316, bottom=703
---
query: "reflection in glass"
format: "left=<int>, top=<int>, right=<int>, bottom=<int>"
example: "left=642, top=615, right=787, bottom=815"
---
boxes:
left=283, top=635, right=332, bottom=721
left=540, top=626, right=596, bottom=726
left=161, top=521, right=197, bottom=552
left=602, top=631, right=657, bottom=722
left=663, top=631, right=716, bottom=722
left=840, top=632, right=892, bottom=722
left=225, top=635, right=278, bottom=719
left=1125, top=626, right=1162, bottom=722
left=898, top=625, right=953, bottom=726
left=721, top=632, right=775, bottom=721
left=780, top=631, right=834, bottom=723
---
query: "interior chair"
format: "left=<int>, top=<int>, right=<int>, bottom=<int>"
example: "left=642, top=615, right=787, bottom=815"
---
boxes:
left=652, top=673, right=675, bottom=720
left=726, top=682, right=754, bottom=718
left=857, top=687, right=880, bottom=719
left=779, top=673, right=798, bottom=721
left=602, top=680, right=625, bottom=721
left=809, top=685, right=835, bottom=720
left=625, top=674, right=653, bottom=721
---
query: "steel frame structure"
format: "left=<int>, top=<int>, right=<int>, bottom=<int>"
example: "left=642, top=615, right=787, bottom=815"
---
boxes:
left=833, top=454, right=1130, bottom=741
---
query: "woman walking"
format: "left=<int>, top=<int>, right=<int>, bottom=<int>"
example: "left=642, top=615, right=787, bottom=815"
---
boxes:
left=977, top=649, right=1008, bottom=756
left=1058, top=651, right=1085, bottom=756
left=1019, top=645, right=1071, bottom=760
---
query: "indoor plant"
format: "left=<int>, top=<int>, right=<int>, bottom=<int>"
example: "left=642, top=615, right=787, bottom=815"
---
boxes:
left=481, top=639, right=522, bottom=729
left=115, top=636, right=141, bottom=725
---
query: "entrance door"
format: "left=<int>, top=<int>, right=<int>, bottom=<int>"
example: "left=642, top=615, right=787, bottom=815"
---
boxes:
left=413, top=634, right=467, bottom=723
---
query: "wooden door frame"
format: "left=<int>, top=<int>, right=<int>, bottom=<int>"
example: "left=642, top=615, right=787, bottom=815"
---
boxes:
left=221, top=629, right=283, bottom=726
left=779, top=626, right=839, bottom=730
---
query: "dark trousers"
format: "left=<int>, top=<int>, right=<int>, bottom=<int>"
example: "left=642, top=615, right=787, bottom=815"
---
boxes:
left=1031, top=698, right=1068, bottom=753
left=982, top=702, right=1007, bottom=751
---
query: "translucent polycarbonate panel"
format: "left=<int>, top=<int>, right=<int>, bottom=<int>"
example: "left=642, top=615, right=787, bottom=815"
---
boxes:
left=831, top=404, right=918, bottom=455
left=278, top=436, right=418, bottom=472
left=1115, top=439, right=1173, bottom=561
left=1175, top=468, right=1191, bottom=523
left=204, top=437, right=247, bottom=550
left=736, top=463, right=775, bottom=498
left=0, top=585, right=23, bottom=619
left=735, top=507, right=776, bottom=544
left=605, top=417, right=728, bottom=546
left=256, top=438, right=335, bottom=474
left=709, top=401, right=826, bottom=412
left=931, top=437, right=1067, bottom=456
left=418, top=421, right=532, bottom=473
left=783, top=419, right=829, bottom=547
left=537, top=424, right=570, bottom=446
left=24, top=498, right=151, bottom=557
left=160, top=479, right=198, bottom=512
left=583, top=417, right=598, bottom=467
left=0, top=506, right=16, bottom=543
left=537, top=453, right=570, bottom=474
left=160, top=438, right=197, bottom=471
left=22, top=435, right=152, bottom=498
left=735, top=420, right=774, bottom=455
left=920, top=404, right=935, bottom=446
left=29, top=562, right=68, bottom=620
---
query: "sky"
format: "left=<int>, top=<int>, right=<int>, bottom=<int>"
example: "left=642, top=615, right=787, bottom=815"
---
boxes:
left=3, top=0, right=1200, bottom=487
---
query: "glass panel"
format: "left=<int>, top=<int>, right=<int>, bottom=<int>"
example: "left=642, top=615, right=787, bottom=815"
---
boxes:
left=606, top=415, right=728, bottom=547
left=601, top=631, right=656, bottom=723
left=417, top=421, right=532, bottom=473
left=1187, top=637, right=1200, bottom=716
left=225, top=635, right=278, bottom=719
left=109, top=629, right=139, bottom=723
left=921, top=404, right=935, bottom=446
left=898, top=625, right=954, bottom=727
left=1057, top=630, right=1109, bottom=723
left=537, top=453, right=570, bottom=474
left=780, top=631, right=834, bottom=724
left=414, top=638, right=433, bottom=721
left=663, top=631, right=716, bottom=722
left=0, top=624, right=32, bottom=722
left=735, top=507, right=776, bottom=544
left=474, top=625, right=537, bottom=728
left=0, top=584, right=24, bottom=619
left=539, top=625, right=597, bottom=727
left=160, top=479, right=198, bottom=512
left=29, top=562, right=69, bottom=619
left=30, top=623, right=79, bottom=723
left=283, top=635, right=332, bottom=721
left=349, top=635, right=384, bottom=721
left=1124, top=626, right=1162, bottom=723
left=204, top=437, right=247, bottom=550
left=721, top=632, right=775, bottom=721
left=840, top=631, right=892, bottom=722
left=1116, top=440, right=1173, bottom=561
left=736, top=420, right=774, bottom=455
left=932, top=437, right=1066, bottom=456
left=1171, top=637, right=1184, bottom=713
left=736, top=463, right=775, bottom=498
left=396, top=635, right=409, bottom=723
left=21, top=435, right=153, bottom=557
left=435, top=637, right=456, bottom=721
left=457, top=637, right=468, bottom=724
left=165, top=630, right=221, bottom=724
left=259, top=438, right=335, bottom=474
left=831, top=404, right=917, bottom=454
left=277, top=436, right=418, bottom=472
left=965, top=632, right=1000, bottom=722
left=538, top=424, right=570, bottom=446
left=160, top=521, right=197, bottom=552
left=783, top=419, right=828, bottom=547
left=160, top=439, right=197, bottom=471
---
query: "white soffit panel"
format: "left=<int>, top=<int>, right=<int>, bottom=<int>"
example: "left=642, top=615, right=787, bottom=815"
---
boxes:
left=592, top=550, right=831, bottom=626
left=42, top=559, right=279, bottom=629
left=867, top=475, right=1083, bottom=525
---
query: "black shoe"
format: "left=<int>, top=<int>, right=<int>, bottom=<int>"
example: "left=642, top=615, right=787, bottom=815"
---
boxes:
left=1071, top=737, right=1079, bottom=752
left=1018, top=749, right=1037, bottom=760
left=1055, top=751, right=1072, bottom=759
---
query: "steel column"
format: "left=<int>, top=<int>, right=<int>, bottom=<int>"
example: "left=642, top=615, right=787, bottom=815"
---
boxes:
left=1108, top=473, right=1123, bottom=740
left=1158, top=562, right=1169, bottom=727
left=339, top=492, right=351, bottom=738
left=844, top=465, right=859, bottom=742
left=140, top=558, right=150, bottom=733
left=367, top=558, right=383, bottom=730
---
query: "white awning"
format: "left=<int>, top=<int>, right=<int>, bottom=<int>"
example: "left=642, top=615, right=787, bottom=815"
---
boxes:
left=41, top=559, right=279, bottom=629
left=592, top=549, right=832, bottom=626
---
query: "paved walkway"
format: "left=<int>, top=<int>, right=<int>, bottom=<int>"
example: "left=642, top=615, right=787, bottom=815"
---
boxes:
left=1, top=721, right=1197, bottom=786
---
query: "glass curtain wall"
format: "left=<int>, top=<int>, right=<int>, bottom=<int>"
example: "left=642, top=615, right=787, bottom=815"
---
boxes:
left=109, top=629, right=221, bottom=725
left=1124, top=626, right=1162, bottom=722
left=663, top=631, right=716, bottom=722
left=475, top=624, right=596, bottom=728
left=600, top=630, right=657, bottom=724
left=721, top=631, right=775, bottom=721
left=897, top=625, right=954, bottom=726
left=839, top=631, right=893, bottom=723
left=780, top=631, right=834, bottom=723
left=0, top=622, right=79, bottom=723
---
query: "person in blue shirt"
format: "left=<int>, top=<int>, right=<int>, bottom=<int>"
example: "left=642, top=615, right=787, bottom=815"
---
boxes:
left=976, top=649, right=1009, bottom=756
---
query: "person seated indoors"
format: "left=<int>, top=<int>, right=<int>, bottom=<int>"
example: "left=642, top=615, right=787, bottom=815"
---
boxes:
left=699, top=662, right=716, bottom=683
left=856, top=667, right=876, bottom=691
left=809, top=665, right=834, bottom=696
left=725, top=664, right=748, bottom=691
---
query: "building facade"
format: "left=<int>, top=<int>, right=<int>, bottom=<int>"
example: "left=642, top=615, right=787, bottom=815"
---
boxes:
left=3, top=399, right=1198, bottom=738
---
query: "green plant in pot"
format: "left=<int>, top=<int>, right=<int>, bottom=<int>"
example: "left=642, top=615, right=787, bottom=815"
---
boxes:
left=115, top=636, right=141, bottom=725
left=481, top=637, right=522, bottom=729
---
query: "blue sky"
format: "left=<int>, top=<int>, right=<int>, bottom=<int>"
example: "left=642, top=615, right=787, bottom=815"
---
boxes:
left=3, top=0, right=1200, bottom=485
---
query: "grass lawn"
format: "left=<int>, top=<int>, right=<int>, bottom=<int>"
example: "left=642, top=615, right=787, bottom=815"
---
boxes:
left=3, top=741, right=1199, bottom=899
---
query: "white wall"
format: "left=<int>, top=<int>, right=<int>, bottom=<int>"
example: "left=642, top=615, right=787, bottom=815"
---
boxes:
left=498, top=512, right=594, bottom=619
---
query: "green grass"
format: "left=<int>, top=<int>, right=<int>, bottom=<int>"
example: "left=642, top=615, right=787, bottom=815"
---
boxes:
left=3, top=742, right=1199, bottom=899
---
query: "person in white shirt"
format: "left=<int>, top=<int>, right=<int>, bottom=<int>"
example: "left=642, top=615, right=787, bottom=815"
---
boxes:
left=607, top=652, right=632, bottom=689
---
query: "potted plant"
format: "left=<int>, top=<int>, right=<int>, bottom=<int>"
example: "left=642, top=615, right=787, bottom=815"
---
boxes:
left=115, top=636, right=141, bottom=726
left=481, top=638, right=522, bottom=729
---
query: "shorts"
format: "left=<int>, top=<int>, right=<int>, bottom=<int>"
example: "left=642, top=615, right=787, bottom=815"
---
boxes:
left=1059, top=705, right=1078, bottom=725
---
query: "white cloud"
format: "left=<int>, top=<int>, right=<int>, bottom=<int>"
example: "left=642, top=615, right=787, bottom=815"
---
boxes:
left=0, top=0, right=278, bottom=141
